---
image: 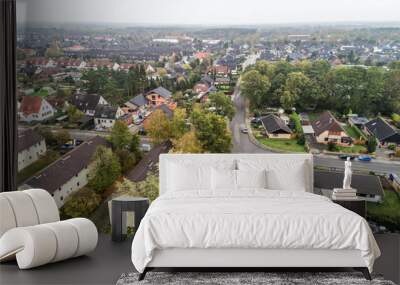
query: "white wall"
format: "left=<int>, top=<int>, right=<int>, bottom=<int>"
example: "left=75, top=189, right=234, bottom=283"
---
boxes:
left=51, top=166, right=91, bottom=208
left=19, top=99, right=55, bottom=122
left=18, top=139, right=47, bottom=171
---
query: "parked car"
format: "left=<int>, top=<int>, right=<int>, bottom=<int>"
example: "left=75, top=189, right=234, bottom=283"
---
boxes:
left=358, top=155, right=372, bottom=162
left=140, top=143, right=151, bottom=152
left=251, top=117, right=261, bottom=124
left=338, top=154, right=355, bottom=160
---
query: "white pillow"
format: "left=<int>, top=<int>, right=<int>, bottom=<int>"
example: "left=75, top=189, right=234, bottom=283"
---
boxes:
left=237, top=159, right=309, bottom=192
left=212, top=168, right=237, bottom=190
left=236, top=169, right=267, bottom=189
left=266, top=164, right=307, bottom=192
left=167, top=163, right=211, bottom=192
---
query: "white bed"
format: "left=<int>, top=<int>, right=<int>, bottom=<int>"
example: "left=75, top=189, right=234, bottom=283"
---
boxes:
left=131, top=154, right=380, bottom=280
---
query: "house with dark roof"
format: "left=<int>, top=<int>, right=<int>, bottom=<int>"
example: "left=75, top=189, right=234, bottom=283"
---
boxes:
left=145, top=87, right=172, bottom=107
left=18, top=96, right=55, bottom=123
left=125, top=94, right=149, bottom=124
left=260, top=114, right=292, bottom=139
left=94, top=105, right=125, bottom=130
left=311, top=111, right=352, bottom=146
left=17, top=129, right=46, bottom=171
left=314, top=170, right=384, bottom=202
left=364, top=117, right=400, bottom=146
left=23, top=136, right=110, bottom=208
left=69, top=93, right=108, bottom=116
left=125, top=94, right=147, bottom=111
left=348, top=115, right=369, bottom=129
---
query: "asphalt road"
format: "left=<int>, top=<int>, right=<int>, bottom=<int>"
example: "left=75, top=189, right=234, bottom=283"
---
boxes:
left=229, top=81, right=400, bottom=176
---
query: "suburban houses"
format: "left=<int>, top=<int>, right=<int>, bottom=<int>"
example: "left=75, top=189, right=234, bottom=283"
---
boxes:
left=69, top=93, right=108, bottom=116
left=18, top=96, right=55, bottom=122
left=364, top=117, right=400, bottom=146
left=145, top=87, right=172, bottom=107
left=23, top=136, right=110, bottom=208
left=17, top=128, right=46, bottom=171
left=311, top=111, right=352, bottom=146
left=260, top=114, right=292, bottom=139
left=94, top=105, right=125, bottom=130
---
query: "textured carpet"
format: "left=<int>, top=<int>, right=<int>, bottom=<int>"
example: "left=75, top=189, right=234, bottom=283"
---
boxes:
left=117, top=272, right=395, bottom=285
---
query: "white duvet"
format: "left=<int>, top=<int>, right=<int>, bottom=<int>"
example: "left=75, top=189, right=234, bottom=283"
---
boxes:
left=131, top=190, right=380, bottom=273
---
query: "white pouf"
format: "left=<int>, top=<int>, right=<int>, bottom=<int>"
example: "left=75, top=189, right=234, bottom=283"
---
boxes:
left=0, top=189, right=98, bottom=269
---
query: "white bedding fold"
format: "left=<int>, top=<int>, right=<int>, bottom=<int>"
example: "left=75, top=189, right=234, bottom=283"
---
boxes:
left=131, top=190, right=380, bottom=273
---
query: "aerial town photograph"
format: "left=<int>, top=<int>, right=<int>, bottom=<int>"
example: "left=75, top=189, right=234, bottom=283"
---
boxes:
left=0, top=0, right=399, bottom=284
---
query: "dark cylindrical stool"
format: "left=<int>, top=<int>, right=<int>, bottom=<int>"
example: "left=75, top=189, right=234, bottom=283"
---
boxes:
left=111, top=196, right=149, bottom=242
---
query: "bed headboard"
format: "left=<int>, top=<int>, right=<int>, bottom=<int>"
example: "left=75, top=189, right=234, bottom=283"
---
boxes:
left=159, top=153, right=314, bottom=195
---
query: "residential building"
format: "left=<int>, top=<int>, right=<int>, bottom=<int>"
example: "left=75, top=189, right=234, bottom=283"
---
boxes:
left=348, top=115, right=369, bottom=129
left=17, top=129, right=46, bottom=171
left=125, top=94, right=147, bottom=111
left=69, top=93, right=108, bottom=116
left=364, top=117, right=400, bottom=146
left=145, top=87, right=172, bottom=107
left=311, top=111, right=352, bottom=146
left=23, top=136, right=110, bottom=208
left=260, top=114, right=292, bottom=139
left=94, top=105, right=125, bottom=129
left=314, top=170, right=384, bottom=202
left=18, top=96, right=55, bottom=122
left=207, top=65, right=230, bottom=77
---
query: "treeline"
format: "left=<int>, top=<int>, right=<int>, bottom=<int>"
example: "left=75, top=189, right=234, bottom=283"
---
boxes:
left=241, top=60, right=400, bottom=116
left=81, top=64, right=199, bottom=105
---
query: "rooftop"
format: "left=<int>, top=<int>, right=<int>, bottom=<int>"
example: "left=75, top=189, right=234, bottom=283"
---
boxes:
left=24, top=136, right=110, bottom=193
left=260, top=114, right=292, bottom=134
left=311, top=111, right=345, bottom=136
left=17, top=128, right=44, bottom=152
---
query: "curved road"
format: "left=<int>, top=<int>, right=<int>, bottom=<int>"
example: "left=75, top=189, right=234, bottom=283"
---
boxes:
left=230, top=84, right=400, bottom=176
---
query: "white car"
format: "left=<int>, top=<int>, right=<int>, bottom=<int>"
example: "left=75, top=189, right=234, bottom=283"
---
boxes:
left=140, top=143, right=151, bottom=152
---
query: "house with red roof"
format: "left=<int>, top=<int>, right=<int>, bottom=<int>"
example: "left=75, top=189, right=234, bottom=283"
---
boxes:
left=18, top=96, right=55, bottom=123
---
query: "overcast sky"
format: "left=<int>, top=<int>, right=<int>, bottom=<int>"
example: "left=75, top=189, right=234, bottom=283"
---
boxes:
left=17, top=0, right=400, bottom=25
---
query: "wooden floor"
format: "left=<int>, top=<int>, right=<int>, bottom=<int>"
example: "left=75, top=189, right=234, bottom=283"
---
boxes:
left=0, top=234, right=398, bottom=285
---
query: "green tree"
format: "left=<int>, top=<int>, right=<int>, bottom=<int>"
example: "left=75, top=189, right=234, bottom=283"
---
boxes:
left=109, top=121, right=133, bottom=150
left=241, top=70, right=271, bottom=109
left=207, top=92, right=236, bottom=120
left=170, top=108, right=187, bottom=139
left=191, top=109, right=232, bottom=153
left=60, top=187, right=102, bottom=219
left=88, top=146, right=121, bottom=193
left=144, top=109, right=171, bottom=144
left=173, top=130, right=203, bottom=153
left=115, top=174, right=159, bottom=202
left=67, top=105, right=84, bottom=124
left=54, top=129, right=71, bottom=146
left=366, top=135, right=377, bottom=154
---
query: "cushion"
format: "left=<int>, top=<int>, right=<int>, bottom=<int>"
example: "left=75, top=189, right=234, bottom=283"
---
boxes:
left=212, top=168, right=237, bottom=190
left=167, top=162, right=212, bottom=192
left=237, top=159, right=308, bottom=192
left=236, top=169, right=267, bottom=189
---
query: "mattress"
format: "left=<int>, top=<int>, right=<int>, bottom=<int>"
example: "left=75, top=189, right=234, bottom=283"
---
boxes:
left=131, top=190, right=380, bottom=273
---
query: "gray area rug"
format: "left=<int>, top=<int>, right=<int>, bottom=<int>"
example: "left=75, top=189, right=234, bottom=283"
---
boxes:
left=117, top=272, right=395, bottom=285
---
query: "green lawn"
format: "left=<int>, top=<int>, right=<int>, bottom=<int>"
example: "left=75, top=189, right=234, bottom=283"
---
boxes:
left=257, top=137, right=307, bottom=153
left=32, top=89, right=49, bottom=97
left=344, top=125, right=367, bottom=140
left=367, top=190, right=400, bottom=231
left=336, top=144, right=367, bottom=154
left=17, top=150, right=60, bottom=184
